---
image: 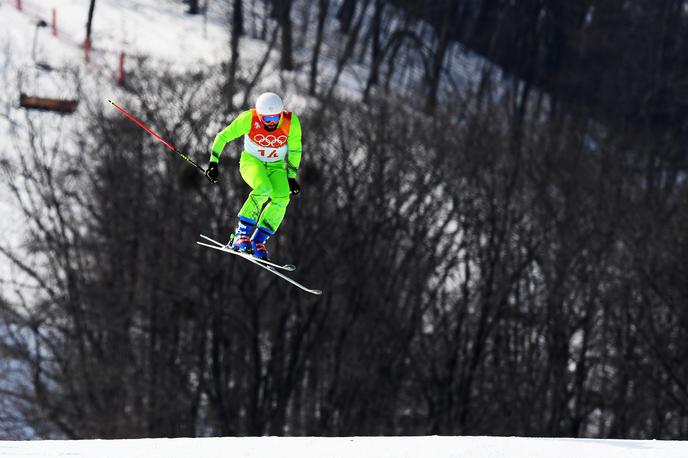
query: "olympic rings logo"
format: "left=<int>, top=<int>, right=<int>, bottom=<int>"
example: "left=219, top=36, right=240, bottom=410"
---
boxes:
left=252, top=134, right=287, bottom=147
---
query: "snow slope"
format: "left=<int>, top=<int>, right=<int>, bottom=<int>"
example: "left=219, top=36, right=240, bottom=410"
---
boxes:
left=0, top=436, right=686, bottom=458
left=3, top=0, right=231, bottom=65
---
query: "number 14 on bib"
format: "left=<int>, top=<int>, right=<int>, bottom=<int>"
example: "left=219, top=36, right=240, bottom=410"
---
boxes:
left=258, top=149, right=279, bottom=158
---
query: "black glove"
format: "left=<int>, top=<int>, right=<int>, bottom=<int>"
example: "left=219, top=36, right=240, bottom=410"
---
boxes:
left=288, top=178, right=301, bottom=195
left=205, top=162, right=219, bottom=183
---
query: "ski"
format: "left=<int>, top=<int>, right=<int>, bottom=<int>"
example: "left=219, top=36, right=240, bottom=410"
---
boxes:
left=198, top=234, right=295, bottom=271
left=197, top=235, right=322, bottom=296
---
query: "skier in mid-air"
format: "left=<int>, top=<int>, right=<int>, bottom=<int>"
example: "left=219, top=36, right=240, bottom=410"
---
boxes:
left=205, top=92, right=302, bottom=261
left=108, top=96, right=318, bottom=293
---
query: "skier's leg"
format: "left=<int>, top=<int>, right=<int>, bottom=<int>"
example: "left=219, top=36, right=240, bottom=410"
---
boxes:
left=237, top=152, right=272, bottom=222
left=257, top=161, right=290, bottom=233
left=229, top=153, right=271, bottom=251
left=250, top=161, right=290, bottom=260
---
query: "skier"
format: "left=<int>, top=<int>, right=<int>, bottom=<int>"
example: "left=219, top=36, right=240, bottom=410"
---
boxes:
left=205, top=92, right=302, bottom=261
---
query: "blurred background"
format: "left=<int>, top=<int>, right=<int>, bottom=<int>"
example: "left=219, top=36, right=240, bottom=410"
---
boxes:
left=0, top=0, right=687, bottom=440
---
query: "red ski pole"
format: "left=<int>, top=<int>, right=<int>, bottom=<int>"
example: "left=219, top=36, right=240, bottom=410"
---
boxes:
left=107, top=99, right=207, bottom=175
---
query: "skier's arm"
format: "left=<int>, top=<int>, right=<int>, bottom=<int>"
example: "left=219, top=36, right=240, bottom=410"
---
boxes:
left=286, top=114, right=302, bottom=179
left=209, top=110, right=252, bottom=163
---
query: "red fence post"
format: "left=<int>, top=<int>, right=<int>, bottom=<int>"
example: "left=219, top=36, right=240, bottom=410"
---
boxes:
left=83, top=37, right=91, bottom=63
left=52, top=9, right=58, bottom=37
left=117, top=52, right=126, bottom=86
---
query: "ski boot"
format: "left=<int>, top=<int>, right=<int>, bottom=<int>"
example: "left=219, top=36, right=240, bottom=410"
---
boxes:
left=229, top=216, right=255, bottom=253
left=251, top=226, right=274, bottom=261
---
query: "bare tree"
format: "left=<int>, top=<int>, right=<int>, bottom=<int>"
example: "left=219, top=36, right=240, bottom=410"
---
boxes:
left=324, top=0, right=371, bottom=101
left=85, top=0, right=96, bottom=45
left=225, top=0, right=244, bottom=111
left=4, top=3, right=688, bottom=438
left=187, top=0, right=200, bottom=14
left=276, top=0, right=294, bottom=71
left=308, top=0, right=330, bottom=95
left=362, top=0, right=384, bottom=102
left=424, top=0, right=459, bottom=113
left=336, top=0, right=357, bottom=34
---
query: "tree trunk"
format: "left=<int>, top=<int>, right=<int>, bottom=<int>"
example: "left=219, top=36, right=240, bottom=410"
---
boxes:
left=86, top=0, right=96, bottom=41
left=337, top=0, right=357, bottom=34
left=226, top=0, right=243, bottom=111
left=425, top=0, right=459, bottom=113
left=363, top=0, right=384, bottom=102
left=187, top=0, right=200, bottom=14
left=278, top=0, right=294, bottom=71
left=325, top=0, right=370, bottom=101
left=309, top=0, right=330, bottom=95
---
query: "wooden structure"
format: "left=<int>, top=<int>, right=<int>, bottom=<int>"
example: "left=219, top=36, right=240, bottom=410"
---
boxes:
left=19, top=94, right=78, bottom=114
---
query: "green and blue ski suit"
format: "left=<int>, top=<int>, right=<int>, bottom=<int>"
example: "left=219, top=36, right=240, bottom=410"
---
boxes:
left=210, top=109, right=302, bottom=233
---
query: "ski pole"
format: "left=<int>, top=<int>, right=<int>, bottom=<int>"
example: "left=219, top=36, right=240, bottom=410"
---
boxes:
left=107, top=99, right=207, bottom=175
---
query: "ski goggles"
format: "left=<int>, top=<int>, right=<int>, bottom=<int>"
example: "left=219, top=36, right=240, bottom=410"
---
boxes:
left=261, top=114, right=281, bottom=123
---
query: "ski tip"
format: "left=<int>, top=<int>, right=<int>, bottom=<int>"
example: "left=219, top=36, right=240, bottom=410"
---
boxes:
left=285, top=264, right=296, bottom=271
left=311, top=290, right=323, bottom=296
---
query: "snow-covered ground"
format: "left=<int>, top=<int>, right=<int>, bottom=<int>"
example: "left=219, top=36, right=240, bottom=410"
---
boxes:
left=0, top=436, right=686, bottom=458
left=4, top=0, right=231, bottom=66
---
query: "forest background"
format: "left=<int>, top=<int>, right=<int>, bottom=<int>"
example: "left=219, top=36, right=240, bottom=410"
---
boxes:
left=0, top=0, right=687, bottom=440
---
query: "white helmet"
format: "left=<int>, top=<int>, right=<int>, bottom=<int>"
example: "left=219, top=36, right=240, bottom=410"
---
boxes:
left=255, top=92, right=284, bottom=115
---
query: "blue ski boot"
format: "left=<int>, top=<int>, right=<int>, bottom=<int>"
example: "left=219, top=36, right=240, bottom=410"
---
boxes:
left=251, top=226, right=274, bottom=261
left=230, top=216, right=255, bottom=253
